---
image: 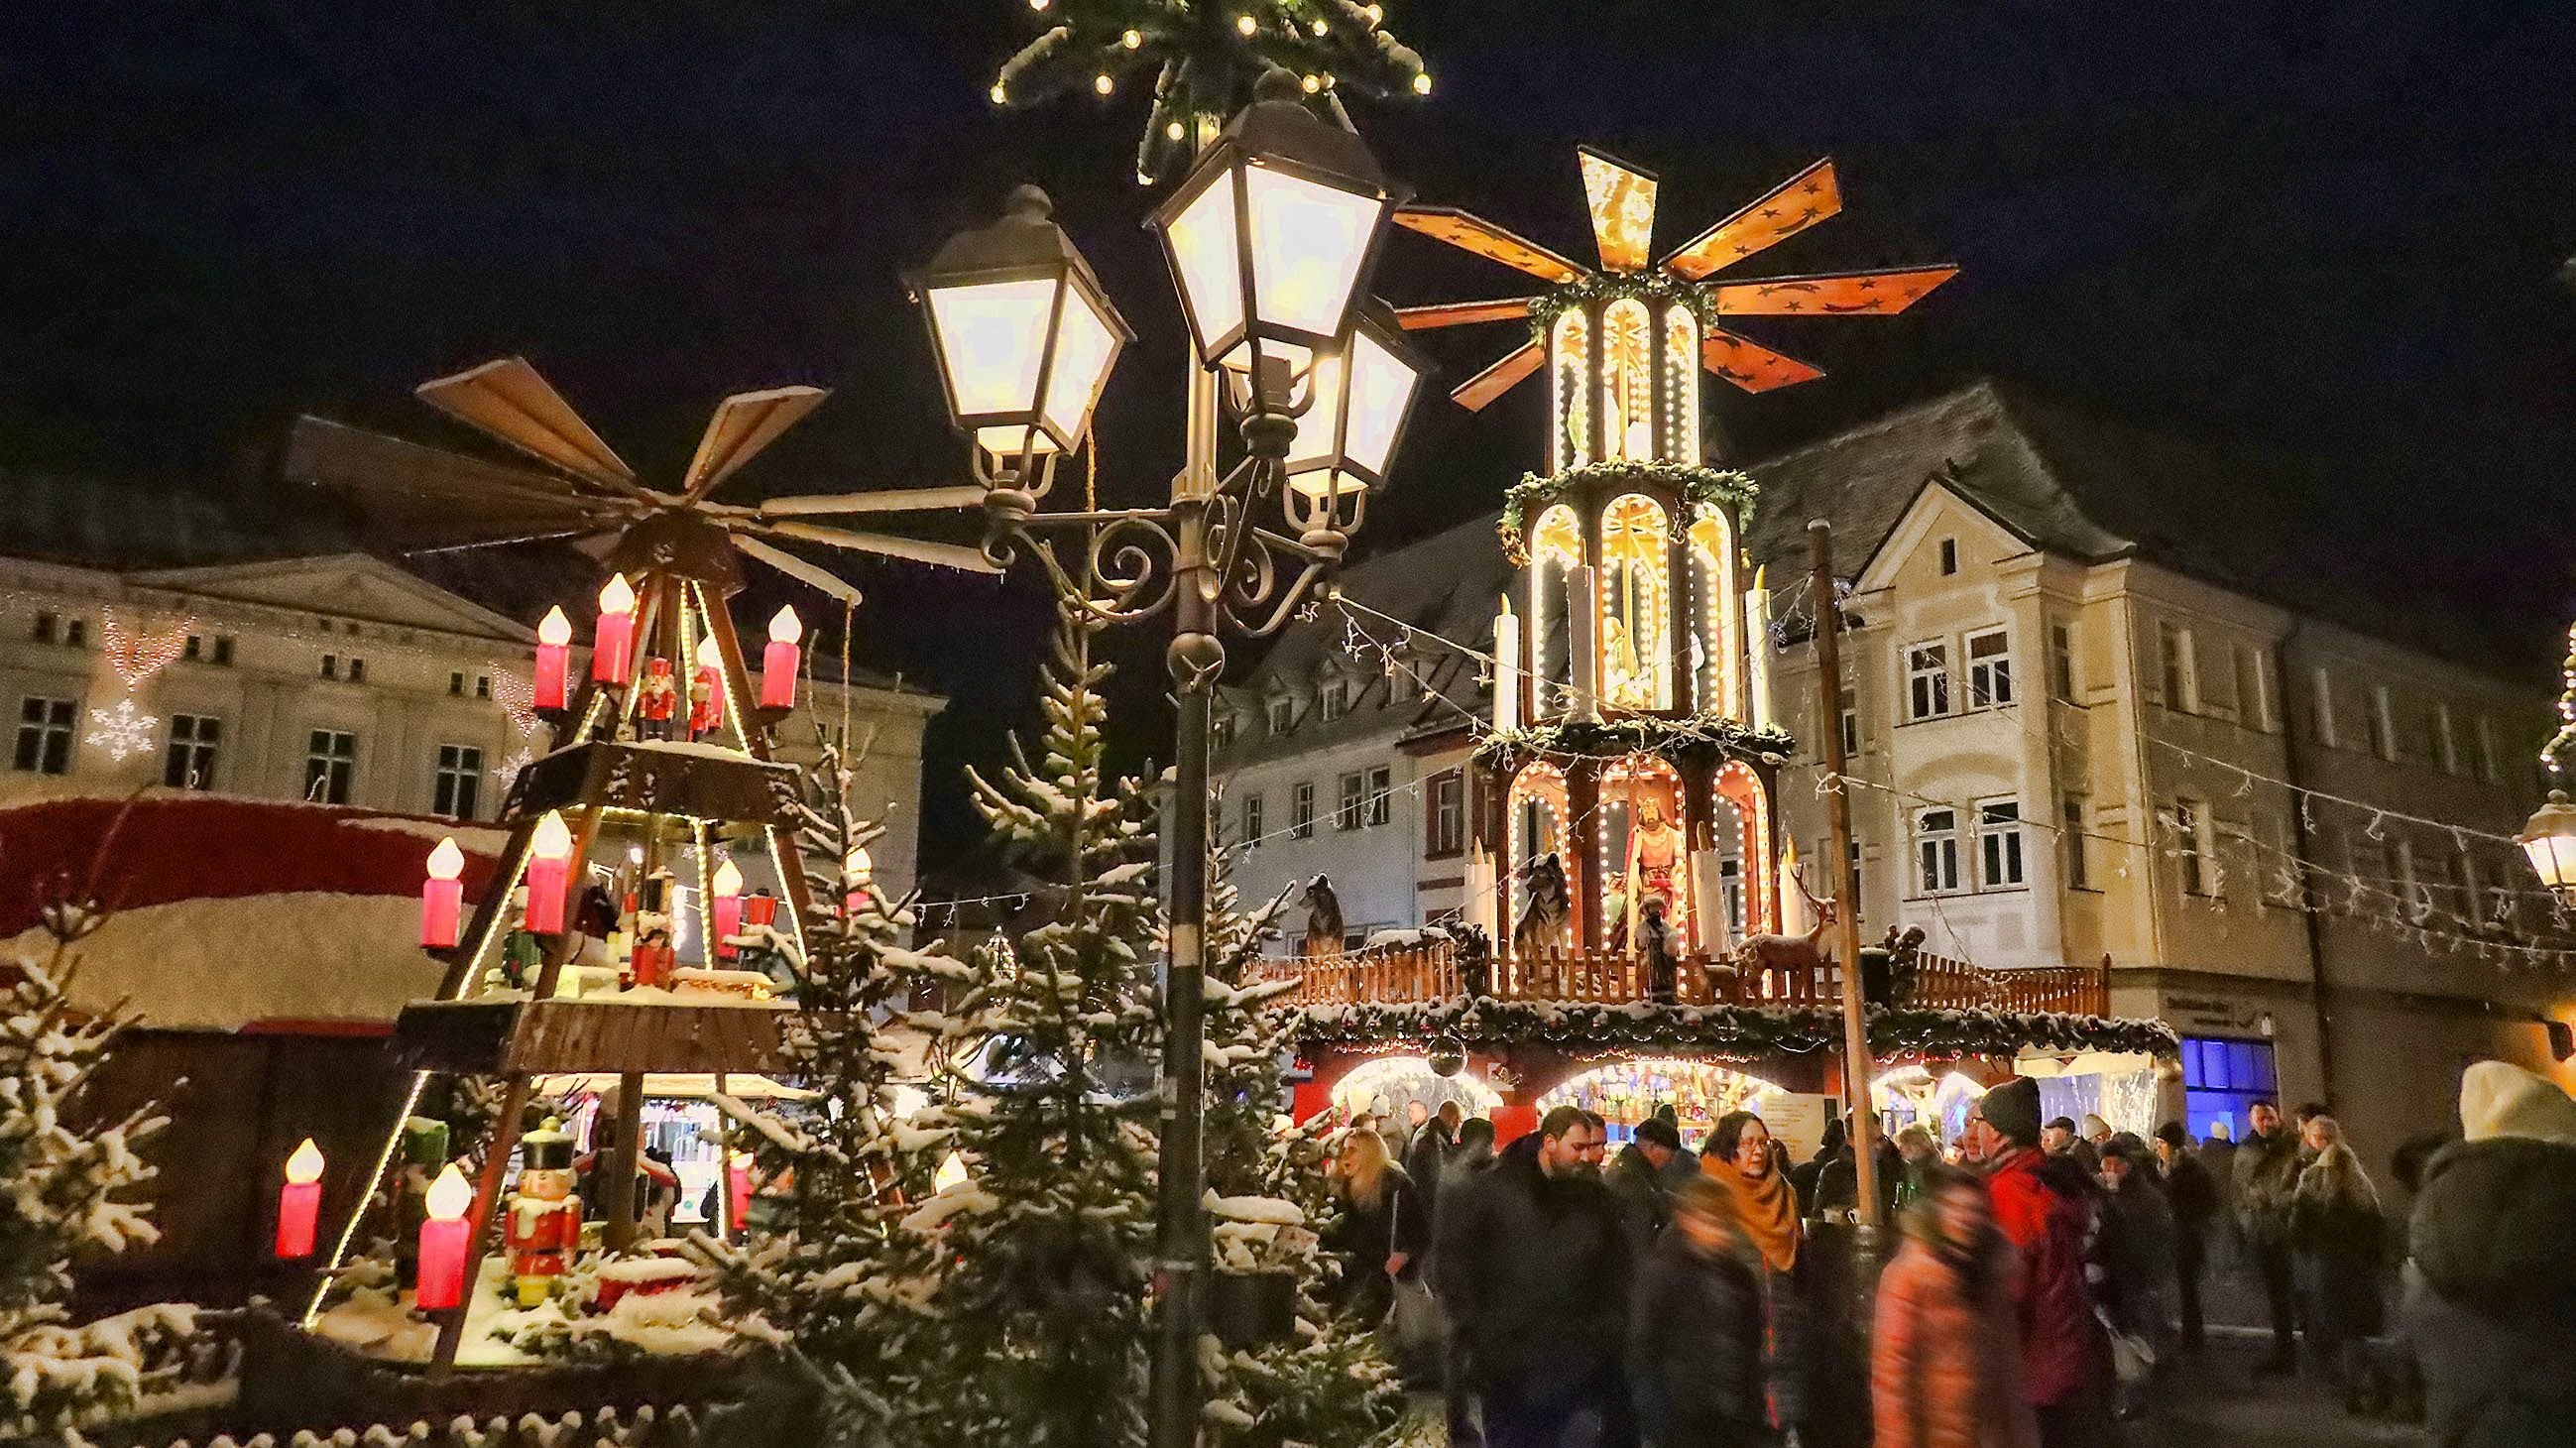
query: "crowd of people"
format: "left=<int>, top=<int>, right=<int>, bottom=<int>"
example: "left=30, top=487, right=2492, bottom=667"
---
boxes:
left=1318, top=1059, right=2576, bottom=1448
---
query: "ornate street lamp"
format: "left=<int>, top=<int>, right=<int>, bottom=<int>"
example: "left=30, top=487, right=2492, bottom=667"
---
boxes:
left=910, top=80, right=1414, bottom=1448
left=2524, top=623, right=2576, bottom=904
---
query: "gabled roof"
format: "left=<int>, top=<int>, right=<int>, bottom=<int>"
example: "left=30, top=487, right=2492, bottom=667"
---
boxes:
left=127, top=552, right=535, bottom=642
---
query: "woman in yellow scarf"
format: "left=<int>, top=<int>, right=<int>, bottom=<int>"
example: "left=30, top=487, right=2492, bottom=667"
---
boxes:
left=1700, top=1109, right=1815, bottom=1431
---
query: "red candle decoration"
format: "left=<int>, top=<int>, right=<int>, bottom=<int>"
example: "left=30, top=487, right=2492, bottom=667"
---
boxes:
left=524, top=810, right=575, bottom=934
left=710, top=858, right=745, bottom=959
left=727, top=1151, right=753, bottom=1234
left=533, top=606, right=573, bottom=710
left=414, top=1163, right=473, bottom=1311
left=744, top=892, right=777, bottom=930
left=276, top=1138, right=324, bottom=1259
left=761, top=606, right=802, bottom=710
left=421, top=836, right=465, bottom=948
left=593, top=573, right=637, bottom=684
left=842, top=844, right=874, bottom=917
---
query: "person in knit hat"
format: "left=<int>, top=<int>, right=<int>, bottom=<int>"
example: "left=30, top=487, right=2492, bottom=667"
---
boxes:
left=1962, top=1076, right=2110, bottom=1446
left=2403, top=1061, right=2576, bottom=1447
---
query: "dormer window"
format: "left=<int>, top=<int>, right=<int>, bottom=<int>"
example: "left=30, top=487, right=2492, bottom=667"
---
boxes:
left=1211, top=710, right=1237, bottom=750
left=1319, top=675, right=1352, bottom=722
left=1266, top=695, right=1296, bottom=737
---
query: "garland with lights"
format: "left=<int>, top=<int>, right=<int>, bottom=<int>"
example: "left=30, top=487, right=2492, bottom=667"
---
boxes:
left=1524, top=270, right=1717, bottom=342
left=1276, top=998, right=2178, bottom=1061
left=1498, top=461, right=1760, bottom=564
left=992, top=0, right=1429, bottom=183
left=1474, top=710, right=1795, bottom=772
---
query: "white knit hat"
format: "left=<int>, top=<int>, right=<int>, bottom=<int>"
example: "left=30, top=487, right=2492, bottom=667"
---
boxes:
left=2459, top=1060, right=2576, bottom=1145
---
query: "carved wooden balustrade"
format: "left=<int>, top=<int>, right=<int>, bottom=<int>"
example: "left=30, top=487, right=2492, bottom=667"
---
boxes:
left=1255, top=939, right=2109, bottom=1017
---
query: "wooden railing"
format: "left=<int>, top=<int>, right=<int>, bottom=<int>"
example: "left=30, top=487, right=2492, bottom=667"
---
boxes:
left=1257, top=939, right=2108, bottom=1017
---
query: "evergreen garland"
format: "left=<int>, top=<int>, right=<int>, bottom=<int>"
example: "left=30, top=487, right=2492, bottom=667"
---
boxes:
left=1524, top=270, right=1716, bottom=340
left=1497, top=461, right=1760, bottom=564
left=1473, top=711, right=1796, bottom=771
left=1278, top=998, right=2180, bottom=1061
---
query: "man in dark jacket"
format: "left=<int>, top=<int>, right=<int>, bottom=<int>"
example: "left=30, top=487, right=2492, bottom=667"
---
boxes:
left=2232, top=1098, right=2307, bottom=1374
left=1605, top=1116, right=1682, bottom=1252
left=1407, top=1101, right=1462, bottom=1223
left=1964, top=1076, right=2110, bottom=1448
left=2154, top=1121, right=2219, bottom=1352
left=1433, top=1106, right=1629, bottom=1448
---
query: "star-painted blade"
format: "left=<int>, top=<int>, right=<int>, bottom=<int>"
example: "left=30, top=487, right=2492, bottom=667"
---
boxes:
left=1661, top=159, right=1842, bottom=281
left=1452, top=340, right=1545, bottom=412
left=1394, top=298, right=1537, bottom=330
left=402, top=526, right=620, bottom=557
left=1710, top=265, right=1959, bottom=316
left=733, top=535, right=867, bottom=608
left=1577, top=146, right=1659, bottom=274
left=683, top=386, right=829, bottom=501
left=761, top=520, right=1002, bottom=575
left=758, top=485, right=989, bottom=518
left=281, top=416, right=615, bottom=549
left=414, top=357, right=647, bottom=497
left=1394, top=206, right=1586, bottom=285
left=1700, top=329, right=1825, bottom=394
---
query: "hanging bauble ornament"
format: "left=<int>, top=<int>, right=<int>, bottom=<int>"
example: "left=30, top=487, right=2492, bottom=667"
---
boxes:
left=1428, top=1035, right=1466, bottom=1077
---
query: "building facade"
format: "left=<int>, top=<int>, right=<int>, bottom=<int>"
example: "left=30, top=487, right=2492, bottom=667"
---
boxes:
left=1214, top=383, right=2573, bottom=1173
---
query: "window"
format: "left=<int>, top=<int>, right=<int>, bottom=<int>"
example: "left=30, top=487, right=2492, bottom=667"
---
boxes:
left=1336, top=772, right=1365, bottom=831
left=348, top=658, right=368, bottom=685
left=1364, top=766, right=1392, bottom=828
left=1976, top=798, right=2025, bottom=889
left=2434, top=703, right=2458, bottom=774
left=2391, top=837, right=2426, bottom=920
left=449, top=671, right=466, bottom=697
left=1719, top=857, right=1746, bottom=934
left=184, top=635, right=202, bottom=661
left=1427, top=773, right=1465, bottom=858
left=1847, top=838, right=1864, bottom=913
left=1904, top=642, right=1950, bottom=721
left=2167, top=799, right=2210, bottom=896
left=1837, top=686, right=1859, bottom=759
left=1240, top=790, right=1264, bottom=847
left=1320, top=676, right=1351, bottom=723
left=2061, top=795, right=2091, bottom=890
left=164, top=714, right=220, bottom=789
left=2158, top=620, right=2197, bottom=711
left=1937, top=538, right=1958, bottom=575
left=1211, top=711, right=1236, bottom=750
left=2366, top=686, right=2394, bottom=760
left=475, top=674, right=491, bottom=700
left=30, top=612, right=56, bottom=644
left=320, top=654, right=339, bottom=680
left=304, top=729, right=357, bottom=804
left=2475, top=715, right=2500, bottom=784
left=13, top=697, right=75, bottom=776
left=212, top=636, right=235, bottom=666
left=2235, top=645, right=2275, bottom=732
left=2309, top=666, right=2337, bottom=748
left=1915, top=808, right=1962, bottom=895
left=2048, top=619, right=2077, bottom=702
left=62, top=619, right=85, bottom=649
left=2181, top=1036, right=2278, bottom=1144
left=1965, top=628, right=2014, bottom=708
left=1290, top=782, right=1315, bottom=839
left=1267, top=696, right=1295, bottom=737
left=433, top=744, right=483, bottom=819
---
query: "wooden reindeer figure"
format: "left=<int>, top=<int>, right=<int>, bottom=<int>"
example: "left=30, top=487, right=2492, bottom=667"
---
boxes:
left=1728, top=864, right=1839, bottom=984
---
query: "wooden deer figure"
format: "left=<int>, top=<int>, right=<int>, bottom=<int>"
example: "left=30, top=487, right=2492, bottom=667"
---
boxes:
left=1730, top=864, right=1839, bottom=979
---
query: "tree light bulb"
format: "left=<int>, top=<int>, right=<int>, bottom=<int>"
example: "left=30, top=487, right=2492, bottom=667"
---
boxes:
left=1165, top=120, right=1186, bottom=141
left=1311, top=18, right=1328, bottom=35
left=1301, top=73, right=1321, bottom=93
left=695, top=633, right=721, bottom=667
left=935, top=1151, right=970, bottom=1192
left=530, top=809, right=574, bottom=862
left=712, top=858, right=745, bottom=898
left=427, top=836, right=465, bottom=882
left=537, top=606, right=572, bottom=647
left=1028, top=0, right=1047, bottom=9
left=598, top=572, right=636, bottom=615
left=767, top=605, right=803, bottom=645
left=1412, top=70, right=1432, bottom=95
left=991, top=82, right=1008, bottom=104
left=1095, top=72, right=1113, bottom=95
left=286, top=1138, right=325, bottom=1185
left=1363, top=3, right=1383, bottom=23
left=426, top=1162, right=473, bottom=1221
left=844, top=844, right=874, bottom=880
left=1120, top=28, right=1141, bottom=48
left=1235, top=13, right=1257, bottom=36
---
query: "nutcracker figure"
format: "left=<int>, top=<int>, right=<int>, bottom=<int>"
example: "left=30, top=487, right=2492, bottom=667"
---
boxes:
left=503, top=1118, right=582, bottom=1308
left=687, top=642, right=724, bottom=740
left=637, top=658, right=680, bottom=740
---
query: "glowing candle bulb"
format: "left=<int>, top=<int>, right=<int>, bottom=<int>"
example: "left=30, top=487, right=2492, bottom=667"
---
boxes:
left=935, top=1150, right=970, bottom=1192
left=761, top=606, right=803, bottom=710
left=533, top=606, right=572, bottom=709
left=421, top=836, right=465, bottom=947
left=524, top=811, right=574, bottom=934
left=843, top=843, right=875, bottom=917
left=711, top=858, right=745, bottom=959
left=414, top=1162, right=473, bottom=1311
left=276, top=1138, right=324, bottom=1259
left=593, top=573, right=637, bottom=684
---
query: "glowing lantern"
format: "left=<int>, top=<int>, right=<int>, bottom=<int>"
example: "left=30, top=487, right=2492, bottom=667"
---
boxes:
left=421, top=836, right=465, bottom=948
left=276, top=1138, right=324, bottom=1259
left=2518, top=790, right=2576, bottom=904
left=593, top=573, right=637, bottom=684
left=414, top=1162, right=474, bottom=1311
left=533, top=606, right=573, bottom=710
left=935, top=1150, right=971, bottom=1192
left=711, top=858, right=746, bottom=959
left=761, top=606, right=802, bottom=710
left=525, top=811, right=575, bottom=934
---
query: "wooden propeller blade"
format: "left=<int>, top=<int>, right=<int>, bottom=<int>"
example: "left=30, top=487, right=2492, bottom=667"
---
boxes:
left=414, top=357, right=644, bottom=495
left=281, top=416, right=613, bottom=548
left=761, top=520, right=1002, bottom=575
left=1578, top=146, right=1659, bottom=274
left=1394, top=206, right=1586, bottom=285
left=1700, top=329, right=1825, bottom=394
left=732, top=536, right=867, bottom=608
left=683, top=386, right=829, bottom=501
left=1452, top=340, right=1544, bottom=412
left=1661, top=159, right=1842, bottom=281
left=1393, top=298, right=1537, bottom=330
left=402, top=526, right=620, bottom=557
left=1711, top=265, right=1959, bottom=316
left=758, top=485, right=988, bottom=518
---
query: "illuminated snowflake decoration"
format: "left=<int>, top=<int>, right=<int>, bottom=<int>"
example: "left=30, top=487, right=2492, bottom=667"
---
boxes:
left=498, top=746, right=535, bottom=788
left=84, top=698, right=160, bottom=763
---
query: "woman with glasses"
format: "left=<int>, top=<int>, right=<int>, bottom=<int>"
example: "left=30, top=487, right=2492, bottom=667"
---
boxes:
left=1697, top=1110, right=1815, bottom=1438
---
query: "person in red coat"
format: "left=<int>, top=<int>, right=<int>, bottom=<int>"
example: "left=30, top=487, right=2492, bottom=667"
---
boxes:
left=1961, top=1077, right=2112, bottom=1448
left=1873, top=1165, right=2041, bottom=1448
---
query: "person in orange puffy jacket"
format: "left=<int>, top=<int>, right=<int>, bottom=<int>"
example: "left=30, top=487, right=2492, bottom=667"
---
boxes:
left=1873, top=1165, right=2041, bottom=1448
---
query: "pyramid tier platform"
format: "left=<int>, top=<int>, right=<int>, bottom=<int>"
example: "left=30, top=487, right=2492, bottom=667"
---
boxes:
left=390, top=995, right=788, bottom=1076
left=501, top=739, right=799, bottom=828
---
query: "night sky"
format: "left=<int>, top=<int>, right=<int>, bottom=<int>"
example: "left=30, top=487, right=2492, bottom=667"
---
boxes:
left=6, top=1, right=2574, bottom=875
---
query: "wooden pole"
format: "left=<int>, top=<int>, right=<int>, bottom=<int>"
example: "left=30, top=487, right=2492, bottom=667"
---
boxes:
left=1807, top=521, right=1882, bottom=1247
left=604, top=1071, right=646, bottom=1252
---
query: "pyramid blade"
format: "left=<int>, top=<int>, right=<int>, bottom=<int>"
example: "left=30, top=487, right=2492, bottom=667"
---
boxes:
left=1700, top=329, right=1825, bottom=394
left=683, top=386, right=829, bottom=500
left=759, top=485, right=988, bottom=518
left=733, top=535, right=867, bottom=608
left=1661, top=159, right=1842, bottom=281
left=1393, top=298, right=1537, bottom=330
left=762, top=521, right=1002, bottom=575
left=1578, top=146, right=1659, bottom=274
left=414, top=357, right=643, bottom=494
left=1451, top=340, right=1544, bottom=412
left=1394, top=206, right=1586, bottom=284
left=1711, top=265, right=1959, bottom=316
left=282, top=416, right=610, bottom=548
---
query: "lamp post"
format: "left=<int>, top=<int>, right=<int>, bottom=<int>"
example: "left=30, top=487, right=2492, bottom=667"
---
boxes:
left=911, top=75, right=1417, bottom=1448
left=2521, top=622, right=2576, bottom=904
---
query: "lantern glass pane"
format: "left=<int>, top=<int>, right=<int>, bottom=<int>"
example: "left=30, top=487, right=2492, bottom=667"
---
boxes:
left=1040, top=282, right=1120, bottom=445
left=1340, top=327, right=1417, bottom=476
left=1244, top=166, right=1378, bottom=338
left=2523, top=832, right=2576, bottom=891
left=1285, top=347, right=1347, bottom=476
left=977, top=423, right=1059, bottom=457
left=928, top=277, right=1058, bottom=419
left=1165, top=176, right=1243, bottom=357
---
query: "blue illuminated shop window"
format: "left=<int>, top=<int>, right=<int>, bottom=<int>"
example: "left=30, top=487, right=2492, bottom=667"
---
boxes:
left=2181, top=1035, right=2277, bottom=1143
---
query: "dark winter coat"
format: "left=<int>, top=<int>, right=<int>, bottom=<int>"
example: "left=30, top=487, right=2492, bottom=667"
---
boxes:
left=1985, top=1146, right=2108, bottom=1408
left=1404, top=1121, right=1455, bottom=1225
left=2291, top=1146, right=2386, bottom=1343
left=2405, top=1137, right=2576, bottom=1448
left=2101, top=1172, right=2176, bottom=1335
left=1629, top=1228, right=1764, bottom=1442
left=1324, top=1162, right=1429, bottom=1320
left=1815, top=1139, right=1906, bottom=1221
left=1606, top=1143, right=1671, bottom=1252
left=1432, top=1139, right=1631, bottom=1410
left=2160, top=1150, right=2221, bottom=1235
left=2233, top=1126, right=2305, bottom=1245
